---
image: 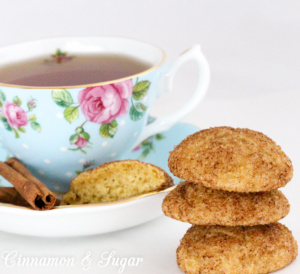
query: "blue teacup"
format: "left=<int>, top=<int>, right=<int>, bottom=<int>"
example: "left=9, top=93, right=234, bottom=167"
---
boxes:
left=0, top=37, right=210, bottom=191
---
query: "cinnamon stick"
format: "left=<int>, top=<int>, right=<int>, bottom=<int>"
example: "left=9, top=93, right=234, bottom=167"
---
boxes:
left=0, top=187, right=31, bottom=207
left=0, top=158, right=56, bottom=210
left=0, top=187, right=60, bottom=208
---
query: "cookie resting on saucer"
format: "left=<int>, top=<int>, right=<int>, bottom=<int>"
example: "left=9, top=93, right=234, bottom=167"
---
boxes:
left=62, top=160, right=173, bottom=205
left=177, top=223, right=298, bottom=274
left=162, top=181, right=290, bottom=226
left=168, top=126, right=293, bottom=192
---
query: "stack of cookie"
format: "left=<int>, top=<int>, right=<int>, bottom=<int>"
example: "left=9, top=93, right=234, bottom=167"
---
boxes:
left=162, top=127, right=298, bottom=274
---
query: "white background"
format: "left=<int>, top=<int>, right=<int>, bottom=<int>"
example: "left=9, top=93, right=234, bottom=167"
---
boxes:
left=0, top=0, right=299, bottom=273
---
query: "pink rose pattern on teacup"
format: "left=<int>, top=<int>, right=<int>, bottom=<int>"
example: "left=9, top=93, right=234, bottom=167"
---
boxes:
left=78, top=80, right=133, bottom=124
left=2, top=102, right=28, bottom=128
left=52, top=78, right=150, bottom=153
left=74, top=135, right=88, bottom=148
left=27, top=99, right=36, bottom=110
left=0, top=91, right=41, bottom=138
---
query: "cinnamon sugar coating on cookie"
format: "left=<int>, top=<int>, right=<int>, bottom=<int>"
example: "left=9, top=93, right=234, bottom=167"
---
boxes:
left=162, top=181, right=290, bottom=226
left=168, top=127, right=293, bottom=192
left=177, top=223, right=298, bottom=274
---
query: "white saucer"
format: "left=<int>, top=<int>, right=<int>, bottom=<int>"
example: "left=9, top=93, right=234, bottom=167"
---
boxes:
left=0, top=122, right=199, bottom=237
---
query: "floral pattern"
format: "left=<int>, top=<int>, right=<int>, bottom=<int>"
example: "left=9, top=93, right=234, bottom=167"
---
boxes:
left=78, top=80, right=133, bottom=124
left=133, top=133, right=165, bottom=159
left=132, top=116, right=165, bottom=159
left=52, top=78, right=150, bottom=153
left=0, top=90, right=41, bottom=138
left=75, top=160, right=96, bottom=175
left=45, top=49, right=73, bottom=64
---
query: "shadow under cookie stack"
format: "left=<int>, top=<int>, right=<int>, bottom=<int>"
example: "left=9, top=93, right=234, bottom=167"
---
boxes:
left=162, top=127, right=298, bottom=274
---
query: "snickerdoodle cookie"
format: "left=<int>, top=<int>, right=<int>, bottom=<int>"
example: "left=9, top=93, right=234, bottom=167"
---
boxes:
left=177, top=223, right=297, bottom=274
left=168, top=127, right=293, bottom=192
left=162, top=181, right=290, bottom=226
left=62, top=160, right=173, bottom=205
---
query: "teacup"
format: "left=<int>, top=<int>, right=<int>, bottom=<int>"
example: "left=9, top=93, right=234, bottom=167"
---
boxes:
left=0, top=37, right=210, bottom=191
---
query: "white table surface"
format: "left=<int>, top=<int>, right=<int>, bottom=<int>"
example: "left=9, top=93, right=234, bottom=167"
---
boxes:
left=0, top=1, right=299, bottom=273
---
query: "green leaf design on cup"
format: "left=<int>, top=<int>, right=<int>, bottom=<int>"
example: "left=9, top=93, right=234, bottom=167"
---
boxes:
left=0, top=90, right=6, bottom=107
left=28, top=114, right=37, bottom=121
left=18, top=127, right=26, bottom=133
left=129, top=103, right=147, bottom=121
left=132, top=80, right=150, bottom=100
left=52, top=89, right=74, bottom=107
left=69, top=133, right=79, bottom=144
left=51, top=89, right=80, bottom=124
left=100, top=120, right=118, bottom=138
left=79, top=131, right=90, bottom=141
left=155, top=133, right=164, bottom=140
left=12, top=96, right=22, bottom=106
left=12, top=128, right=20, bottom=138
left=30, top=121, right=41, bottom=133
left=0, top=116, right=12, bottom=131
left=64, top=106, right=80, bottom=123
